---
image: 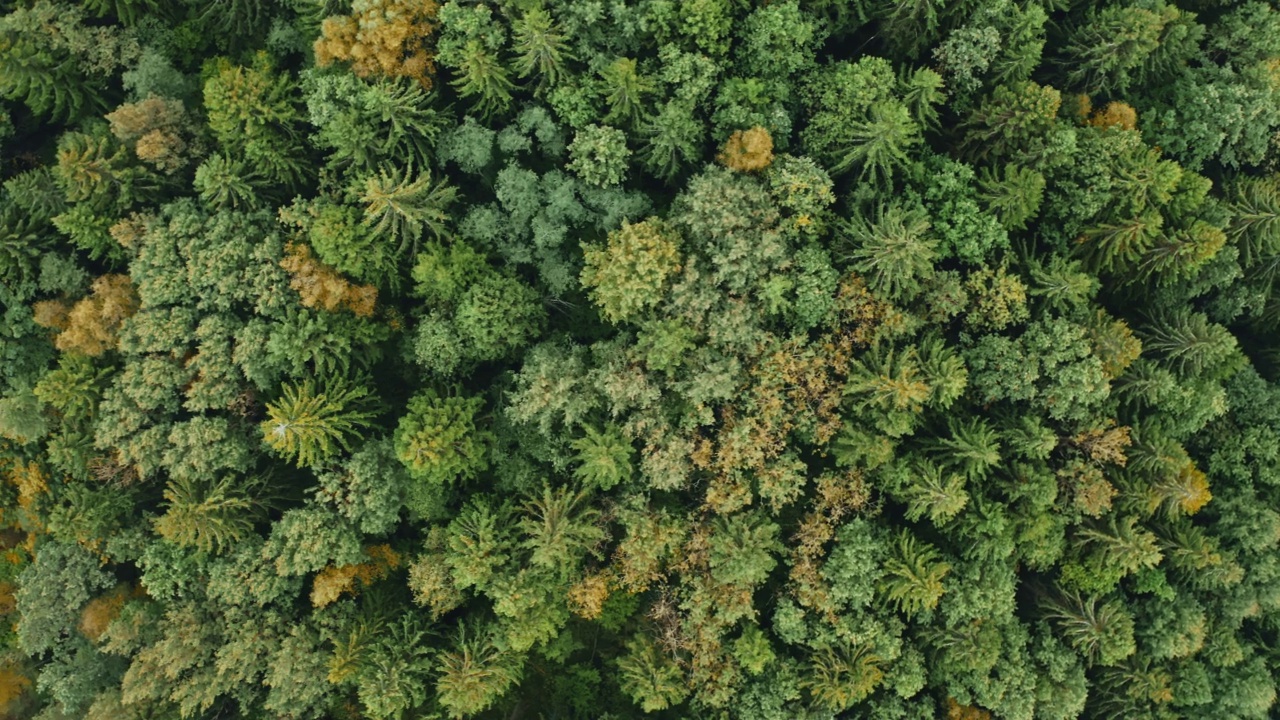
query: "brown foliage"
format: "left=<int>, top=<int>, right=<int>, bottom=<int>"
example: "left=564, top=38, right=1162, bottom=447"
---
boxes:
left=567, top=572, right=611, bottom=620
left=80, top=583, right=132, bottom=642
left=718, top=127, right=774, bottom=172
left=1062, top=460, right=1115, bottom=517
left=280, top=242, right=377, bottom=317
left=946, top=698, right=992, bottom=720
left=1074, top=424, right=1132, bottom=467
left=0, top=662, right=32, bottom=714
left=315, top=0, right=439, bottom=88
left=106, top=96, right=194, bottom=173
left=52, top=274, right=140, bottom=357
left=108, top=213, right=151, bottom=250
left=32, top=300, right=71, bottom=332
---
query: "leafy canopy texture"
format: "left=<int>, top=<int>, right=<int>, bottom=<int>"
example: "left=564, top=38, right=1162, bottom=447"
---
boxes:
left=6, top=1, right=1280, bottom=719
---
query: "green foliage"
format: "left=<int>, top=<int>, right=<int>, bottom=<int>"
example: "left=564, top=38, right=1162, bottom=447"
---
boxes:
left=567, top=123, right=631, bottom=187
left=581, top=218, right=681, bottom=323
left=839, top=203, right=936, bottom=300
left=571, top=425, right=633, bottom=490
left=153, top=474, right=270, bottom=554
left=879, top=531, right=950, bottom=617
left=16, top=541, right=115, bottom=655
left=617, top=635, right=688, bottom=712
left=203, top=53, right=306, bottom=186
left=436, top=2, right=515, bottom=118
left=394, top=389, right=489, bottom=485
left=261, top=376, right=376, bottom=468
left=435, top=621, right=522, bottom=718
left=8, top=2, right=1280, bottom=718
left=355, top=166, right=457, bottom=254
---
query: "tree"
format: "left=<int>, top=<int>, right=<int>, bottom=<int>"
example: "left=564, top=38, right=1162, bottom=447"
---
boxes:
left=1041, top=592, right=1136, bottom=666
left=567, top=124, right=631, bottom=187
left=718, top=127, right=774, bottom=173
left=0, top=2, right=135, bottom=121
left=153, top=474, right=270, bottom=554
left=581, top=218, right=682, bottom=323
left=616, top=635, right=688, bottom=712
left=571, top=425, right=634, bottom=491
left=512, top=7, right=572, bottom=90
left=355, top=166, right=457, bottom=255
left=519, top=484, right=606, bottom=571
left=435, top=622, right=522, bottom=718
left=839, top=203, right=936, bottom=300
left=203, top=53, right=306, bottom=186
left=600, top=58, right=652, bottom=126
left=37, top=275, right=138, bottom=358
left=1057, top=4, right=1179, bottom=94
left=261, top=377, right=376, bottom=468
left=800, top=643, right=884, bottom=711
left=435, top=2, right=515, bottom=118
left=394, top=389, right=489, bottom=485
left=879, top=530, right=950, bottom=617
left=314, top=0, right=439, bottom=88
left=830, top=102, right=921, bottom=183
left=1138, top=311, right=1241, bottom=379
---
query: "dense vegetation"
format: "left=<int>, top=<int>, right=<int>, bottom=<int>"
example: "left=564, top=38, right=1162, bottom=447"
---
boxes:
left=3, top=0, right=1280, bottom=717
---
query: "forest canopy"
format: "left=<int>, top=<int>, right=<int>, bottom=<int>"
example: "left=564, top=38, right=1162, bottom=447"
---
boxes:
left=3, top=0, right=1280, bottom=718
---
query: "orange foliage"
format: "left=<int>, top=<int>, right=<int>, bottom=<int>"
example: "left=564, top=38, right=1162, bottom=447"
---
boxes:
left=311, top=544, right=401, bottom=608
left=1088, top=311, right=1142, bottom=378
left=50, top=274, right=140, bottom=356
left=0, top=582, right=15, bottom=615
left=0, top=662, right=31, bottom=714
left=280, top=242, right=377, bottom=317
left=718, top=127, right=774, bottom=172
left=108, top=213, right=151, bottom=249
left=315, top=0, right=439, bottom=88
left=1065, top=461, right=1115, bottom=518
left=1073, top=93, right=1093, bottom=119
left=1153, top=461, right=1212, bottom=516
left=789, top=470, right=870, bottom=621
left=1087, top=101, right=1139, bottom=131
left=10, top=462, right=48, bottom=516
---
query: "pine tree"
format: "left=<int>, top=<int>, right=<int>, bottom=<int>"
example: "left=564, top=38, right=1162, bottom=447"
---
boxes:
left=800, top=642, right=884, bottom=710
left=600, top=58, right=653, bottom=127
left=839, top=203, right=937, bottom=300
left=435, top=622, right=522, bottom=718
left=879, top=530, right=950, bottom=616
left=829, top=102, right=921, bottom=183
left=512, top=7, right=571, bottom=89
left=889, top=460, right=969, bottom=526
left=518, top=484, right=606, bottom=570
left=261, top=377, right=376, bottom=468
left=616, top=635, right=688, bottom=712
left=153, top=474, right=269, bottom=554
left=355, top=166, right=457, bottom=255
left=1138, top=311, right=1241, bottom=378
left=931, top=417, right=1003, bottom=481
left=571, top=425, right=634, bottom=491
left=1041, top=591, right=1136, bottom=666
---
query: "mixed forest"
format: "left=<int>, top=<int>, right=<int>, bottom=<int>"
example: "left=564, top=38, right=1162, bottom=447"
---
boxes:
left=5, top=0, right=1280, bottom=717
